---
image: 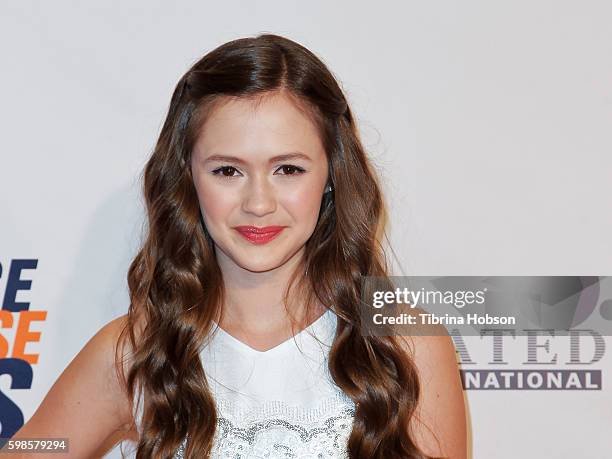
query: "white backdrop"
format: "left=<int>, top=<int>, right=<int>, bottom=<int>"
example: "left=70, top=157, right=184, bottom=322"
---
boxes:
left=1, top=1, right=611, bottom=458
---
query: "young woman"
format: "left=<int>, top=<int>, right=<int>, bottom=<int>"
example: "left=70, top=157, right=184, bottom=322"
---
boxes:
left=11, top=34, right=467, bottom=458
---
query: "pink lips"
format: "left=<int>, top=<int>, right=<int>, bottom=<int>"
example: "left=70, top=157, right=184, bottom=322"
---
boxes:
left=234, top=225, right=286, bottom=245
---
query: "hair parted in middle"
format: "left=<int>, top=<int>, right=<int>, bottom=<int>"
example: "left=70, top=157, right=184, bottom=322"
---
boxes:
left=116, top=33, right=443, bottom=459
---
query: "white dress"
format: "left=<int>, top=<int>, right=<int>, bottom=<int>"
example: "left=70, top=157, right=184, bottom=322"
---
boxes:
left=129, top=308, right=356, bottom=458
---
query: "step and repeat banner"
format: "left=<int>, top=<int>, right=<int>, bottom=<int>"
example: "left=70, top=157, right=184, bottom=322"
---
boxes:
left=1, top=2, right=611, bottom=458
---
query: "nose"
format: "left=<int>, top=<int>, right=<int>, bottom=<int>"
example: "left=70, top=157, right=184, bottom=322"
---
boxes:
left=241, top=175, right=277, bottom=217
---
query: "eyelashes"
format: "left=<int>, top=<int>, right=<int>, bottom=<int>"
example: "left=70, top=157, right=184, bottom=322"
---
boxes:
left=210, top=164, right=307, bottom=179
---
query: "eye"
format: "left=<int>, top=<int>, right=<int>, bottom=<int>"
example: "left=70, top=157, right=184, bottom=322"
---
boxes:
left=211, top=166, right=242, bottom=178
left=275, top=164, right=306, bottom=176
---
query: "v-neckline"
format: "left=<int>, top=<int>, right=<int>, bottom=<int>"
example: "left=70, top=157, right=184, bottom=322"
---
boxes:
left=211, top=308, right=332, bottom=357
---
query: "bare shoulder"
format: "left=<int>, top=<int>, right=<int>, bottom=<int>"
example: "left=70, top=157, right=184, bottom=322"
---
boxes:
left=396, top=308, right=469, bottom=459
left=8, top=313, right=138, bottom=458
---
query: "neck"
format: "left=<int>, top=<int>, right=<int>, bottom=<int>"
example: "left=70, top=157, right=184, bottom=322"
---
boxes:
left=215, top=246, right=318, bottom=334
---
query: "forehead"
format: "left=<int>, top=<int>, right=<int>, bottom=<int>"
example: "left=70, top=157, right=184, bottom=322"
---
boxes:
left=193, top=91, right=325, bottom=160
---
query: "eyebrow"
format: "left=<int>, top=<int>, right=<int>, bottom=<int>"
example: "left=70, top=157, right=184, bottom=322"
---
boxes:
left=203, top=152, right=312, bottom=165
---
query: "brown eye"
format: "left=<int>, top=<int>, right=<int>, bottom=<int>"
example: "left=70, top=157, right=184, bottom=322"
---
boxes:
left=212, top=166, right=241, bottom=178
left=276, top=165, right=306, bottom=175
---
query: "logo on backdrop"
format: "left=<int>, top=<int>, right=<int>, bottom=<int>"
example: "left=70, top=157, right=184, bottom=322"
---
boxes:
left=453, top=328, right=605, bottom=390
left=452, top=277, right=608, bottom=390
left=360, top=276, right=611, bottom=390
left=0, top=259, right=46, bottom=437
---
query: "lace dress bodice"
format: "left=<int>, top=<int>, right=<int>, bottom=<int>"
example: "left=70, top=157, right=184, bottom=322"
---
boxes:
left=129, top=308, right=356, bottom=458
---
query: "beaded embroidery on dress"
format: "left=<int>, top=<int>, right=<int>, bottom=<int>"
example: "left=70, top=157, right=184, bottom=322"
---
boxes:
left=129, top=308, right=356, bottom=458
left=173, top=392, right=355, bottom=459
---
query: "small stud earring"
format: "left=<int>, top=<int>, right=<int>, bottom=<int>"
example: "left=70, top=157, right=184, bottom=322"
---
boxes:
left=325, top=184, right=333, bottom=194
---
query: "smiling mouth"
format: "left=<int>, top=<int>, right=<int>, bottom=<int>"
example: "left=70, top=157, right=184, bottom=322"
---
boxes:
left=233, top=226, right=286, bottom=245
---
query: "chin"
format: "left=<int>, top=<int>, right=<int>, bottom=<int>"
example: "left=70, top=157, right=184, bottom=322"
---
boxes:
left=237, top=258, right=285, bottom=273
left=215, top=232, right=307, bottom=273
left=234, top=245, right=303, bottom=273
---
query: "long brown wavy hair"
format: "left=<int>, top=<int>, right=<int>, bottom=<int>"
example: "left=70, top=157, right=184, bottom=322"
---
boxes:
left=115, top=33, right=442, bottom=458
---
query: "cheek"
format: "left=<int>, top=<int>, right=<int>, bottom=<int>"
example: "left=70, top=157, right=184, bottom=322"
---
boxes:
left=283, top=187, right=323, bottom=222
left=195, top=180, right=235, bottom=224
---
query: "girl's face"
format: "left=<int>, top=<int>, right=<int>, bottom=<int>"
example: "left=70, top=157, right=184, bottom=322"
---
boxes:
left=190, top=91, right=329, bottom=274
